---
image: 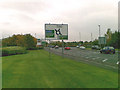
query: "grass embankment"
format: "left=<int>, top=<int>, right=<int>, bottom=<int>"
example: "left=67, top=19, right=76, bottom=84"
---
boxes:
left=2, top=50, right=118, bottom=88
left=2, top=46, right=27, bottom=56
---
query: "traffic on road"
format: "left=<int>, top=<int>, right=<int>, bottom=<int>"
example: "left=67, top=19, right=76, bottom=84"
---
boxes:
left=45, top=46, right=118, bottom=70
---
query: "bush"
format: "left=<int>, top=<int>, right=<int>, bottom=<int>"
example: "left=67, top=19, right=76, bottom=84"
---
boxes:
left=2, top=46, right=27, bottom=56
left=26, top=47, right=44, bottom=50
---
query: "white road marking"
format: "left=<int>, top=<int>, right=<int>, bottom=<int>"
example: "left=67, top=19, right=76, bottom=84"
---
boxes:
left=116, top=61, right=119, bottom=64
left=89, top=60, right=117, bottom=69
left=105, top=65, right=117, bottom=69
left=92, top=57, right=100, bottom=60
left=102, top=59, right=108, bottom=62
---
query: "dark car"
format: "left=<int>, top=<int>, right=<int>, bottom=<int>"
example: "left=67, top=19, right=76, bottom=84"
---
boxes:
left=100, top=46, right=115, bottom=54
left=48, top=45, right=55, bottom=48
left=51, top=45, right=55, bottom=48
left=92, top=45, right=101, bottom=50
left=65, top=47, right=71, bottom=50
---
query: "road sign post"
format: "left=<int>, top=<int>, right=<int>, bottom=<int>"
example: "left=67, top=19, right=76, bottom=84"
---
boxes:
left=45, top=24, right=68, bottom=40
left=49, top=40, right=51, bottom=60
left=98, top=37, right=106, bottom=48
left=45, top=24, right=68, bottom=59
left=62, top=37, right=64, bottom=58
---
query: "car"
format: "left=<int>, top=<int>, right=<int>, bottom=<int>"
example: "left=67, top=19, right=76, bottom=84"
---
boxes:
left=92, top=45, right=101, bottom=50
left=76, top=45, right=79, bottom=48
left=100, top=46, right=115, bottom=54
left=55, top=45, right=59, bottom=49
left=80, top=46, right=85, bottom=50
left=48, top=45, right=55, bottom=48
left=65, top=47, right=71, bottom=50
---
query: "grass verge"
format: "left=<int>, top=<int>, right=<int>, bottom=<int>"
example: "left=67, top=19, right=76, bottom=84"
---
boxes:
left=2, top=50, right=118, bottom=88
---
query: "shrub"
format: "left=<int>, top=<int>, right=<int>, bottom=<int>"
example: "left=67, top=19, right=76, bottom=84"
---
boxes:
left=26, top=47, right=44, bottom=50
left=2, top=46, right=27, bottom=56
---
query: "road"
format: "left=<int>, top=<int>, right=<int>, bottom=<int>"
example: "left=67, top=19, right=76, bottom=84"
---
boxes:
left=45, top=47, right=119, bottom=70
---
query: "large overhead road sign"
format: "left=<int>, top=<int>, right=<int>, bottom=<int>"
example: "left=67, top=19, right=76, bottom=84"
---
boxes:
left=45, top=24, right=68, bottom=40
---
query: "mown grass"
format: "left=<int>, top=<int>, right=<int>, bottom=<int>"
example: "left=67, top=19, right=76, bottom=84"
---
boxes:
left=2, top=46, right=27, bottom=56
left=2, top=50, right=118, bottom=88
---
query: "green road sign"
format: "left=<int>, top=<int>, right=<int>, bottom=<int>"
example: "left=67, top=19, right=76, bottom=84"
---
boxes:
left=99, top=37, right=106, bottom=44
left=45, top=24, right=68, bottom=40
left=45, top=30, right=55, bottom=38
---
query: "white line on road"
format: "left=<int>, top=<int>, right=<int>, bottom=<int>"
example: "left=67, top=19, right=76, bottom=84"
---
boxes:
left=102, top=59, right=108, bottom=62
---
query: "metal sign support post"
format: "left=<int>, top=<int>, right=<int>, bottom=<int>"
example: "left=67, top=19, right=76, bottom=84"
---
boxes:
left=98, top=25, right=101, bottom=48
left=45, top=24, right=68, bottom=59
left=62, top=37, right=64, bottom=58
left=49, top=40, right=51, bottom=60
left=62, top=39, right=64, bottom=58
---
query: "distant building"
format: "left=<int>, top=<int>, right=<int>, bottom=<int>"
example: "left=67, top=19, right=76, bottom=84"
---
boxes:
left=36, top=39, right=47, bottom=48
left=36, top=39, right=42, bottom=48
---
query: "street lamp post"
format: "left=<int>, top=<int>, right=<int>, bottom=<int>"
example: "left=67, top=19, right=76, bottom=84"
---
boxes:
left=98, top=25, right=101, bottom=37
left=91, top=33, right=92, bottom=47
left=79, top=32, right=81, bottom=46
left=98, top=24, right=101, bottom=48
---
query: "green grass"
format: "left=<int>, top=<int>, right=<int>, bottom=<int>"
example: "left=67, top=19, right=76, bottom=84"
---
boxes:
left=2, top=50, right=118, bottom=88
left=115, top=49, right=119, bottom=51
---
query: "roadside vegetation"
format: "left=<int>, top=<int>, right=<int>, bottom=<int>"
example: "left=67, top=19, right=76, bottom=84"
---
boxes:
left=2, top=46, right=27, bottom=56
left=1, top=34, right=44, bottom=56
left=1, top=29, right=119, bottom=50
left=2, top=34, right=37, bottom=50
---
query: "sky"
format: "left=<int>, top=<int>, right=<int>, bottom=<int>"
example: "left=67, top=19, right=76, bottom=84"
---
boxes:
left=0, top=0, right=119, bottom=42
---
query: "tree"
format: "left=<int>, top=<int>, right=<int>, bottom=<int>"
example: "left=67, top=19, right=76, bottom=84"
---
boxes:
left=24, top=34, right=36, bottom=49
left=105, top=28, right=112, bottom=45
left=92, top=39, right=98, bottom=45
left=108, top=31, right=119, bottom=48
left=2, top=34, right=37, bottom=49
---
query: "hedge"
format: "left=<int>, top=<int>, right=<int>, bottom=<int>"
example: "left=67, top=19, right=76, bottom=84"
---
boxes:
left=2, top=46, right=27, bottom=56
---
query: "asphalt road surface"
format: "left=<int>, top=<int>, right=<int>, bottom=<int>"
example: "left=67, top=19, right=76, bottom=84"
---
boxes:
left=45, top=47, right=119, bottom=70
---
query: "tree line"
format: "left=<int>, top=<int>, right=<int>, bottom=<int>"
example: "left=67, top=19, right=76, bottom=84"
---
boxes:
left=104, top=29, right=120, bottom=48
left=91, top=29, right=119, bottom=48
left=2, top=29, right=120, bottom=49
left=2, top=34, right=37, bottom=49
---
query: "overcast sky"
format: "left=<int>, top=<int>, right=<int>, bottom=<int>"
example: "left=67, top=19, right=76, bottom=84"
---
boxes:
left=0, top=0, right=119, bottom=41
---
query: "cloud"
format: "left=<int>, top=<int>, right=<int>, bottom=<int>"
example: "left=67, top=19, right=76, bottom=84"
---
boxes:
left=0, top=1, right=50, bottom=14
left=0, top=0, right=119, bottom=41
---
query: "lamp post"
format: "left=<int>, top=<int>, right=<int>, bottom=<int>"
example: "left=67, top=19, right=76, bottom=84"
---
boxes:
left=79, top=32, right=81, bottom=46
left=79, top=32, right=81, bottom=41
left=98, top=25, right=101, bottom=37
left=98, top=24, right=101, bottom=48
left=91, top=33, right=92, bottom=47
